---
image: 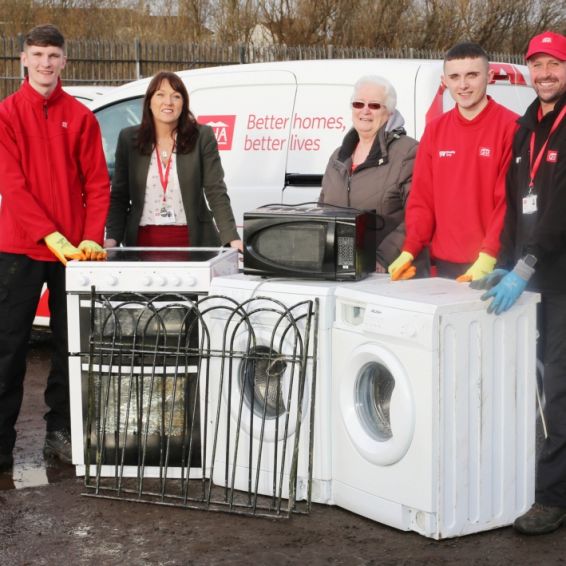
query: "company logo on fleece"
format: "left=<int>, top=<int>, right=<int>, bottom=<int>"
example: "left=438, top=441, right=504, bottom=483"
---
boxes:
left=547, top=150, right=558, bottom=163
left=197, top=115, right=236, bottom=150
left=439, top=150, right=456, bottom=158
left=479, top=147, right=491, bottom=157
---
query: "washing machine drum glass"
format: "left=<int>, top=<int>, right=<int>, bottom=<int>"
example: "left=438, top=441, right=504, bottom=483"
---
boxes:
left=355, top=362, right=395, bottom=442
left=239, top=345, right=288, bottom=419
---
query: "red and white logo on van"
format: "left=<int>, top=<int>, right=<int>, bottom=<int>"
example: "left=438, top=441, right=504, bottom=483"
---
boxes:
left=197, top=115, right=236, bottom=150
left=547, top=150, right=558, bottom=163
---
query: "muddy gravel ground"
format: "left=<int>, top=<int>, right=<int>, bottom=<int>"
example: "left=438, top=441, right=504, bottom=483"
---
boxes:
left=1, top=338, right=566, bottom=566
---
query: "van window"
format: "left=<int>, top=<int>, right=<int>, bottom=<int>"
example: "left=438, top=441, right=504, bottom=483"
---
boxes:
left=95, top=97, right=143, bottom=177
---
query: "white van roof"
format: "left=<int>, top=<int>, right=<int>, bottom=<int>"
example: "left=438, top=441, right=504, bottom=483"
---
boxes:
left=93, top=59, right=442, bottom=106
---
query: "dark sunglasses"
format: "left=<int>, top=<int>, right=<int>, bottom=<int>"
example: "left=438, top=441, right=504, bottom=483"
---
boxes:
left=352, top=101, right=382, bottom=110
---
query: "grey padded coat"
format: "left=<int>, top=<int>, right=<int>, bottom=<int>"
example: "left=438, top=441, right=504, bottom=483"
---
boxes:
left=319, top=111, right=420, bottom=270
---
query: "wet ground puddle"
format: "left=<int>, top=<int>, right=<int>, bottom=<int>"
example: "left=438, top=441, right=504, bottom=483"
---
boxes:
left=0, top=461, right=75, bottom=491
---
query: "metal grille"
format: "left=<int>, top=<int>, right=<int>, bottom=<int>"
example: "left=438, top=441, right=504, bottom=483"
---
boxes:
left=80, top=290, right=317, bottom=519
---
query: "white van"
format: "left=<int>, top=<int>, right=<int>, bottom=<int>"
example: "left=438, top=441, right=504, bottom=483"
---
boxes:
left=31, top=59, right=533, bottom=329
left=89, top=58, right=536, bottom=229
left=62, top=85, right=116, bottom=106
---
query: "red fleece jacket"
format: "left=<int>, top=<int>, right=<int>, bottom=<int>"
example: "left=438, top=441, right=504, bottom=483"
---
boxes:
left=403, top=98, right=518, bottom=263
left=0, top=78, right=109, bottom=261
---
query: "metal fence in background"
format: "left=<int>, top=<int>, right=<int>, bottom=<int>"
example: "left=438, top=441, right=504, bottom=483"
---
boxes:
left=0, top=35, right=525, bottom=99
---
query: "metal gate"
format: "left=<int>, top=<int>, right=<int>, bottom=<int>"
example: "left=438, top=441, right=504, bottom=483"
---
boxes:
left=78, top=290, right=318, bottom=518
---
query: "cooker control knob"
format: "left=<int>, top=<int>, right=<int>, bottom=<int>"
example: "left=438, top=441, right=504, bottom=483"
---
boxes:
left=141, top=275, right=152, bottom=287
left=105, top=275, right=118, bottom=287
left=170, top=275, right=181, bottom=287
left=184, top=275, right=197, bottom=287
left=155, top=274, right=166, bottom=287
left=78, top=274, right=90, bottom=287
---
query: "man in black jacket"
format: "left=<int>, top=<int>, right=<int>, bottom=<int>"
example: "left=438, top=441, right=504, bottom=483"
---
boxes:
left=473, top=30, right=566, bottom=535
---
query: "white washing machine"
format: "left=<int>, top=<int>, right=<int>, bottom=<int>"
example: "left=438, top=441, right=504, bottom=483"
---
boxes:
left=332, top=277, right=539, bottom=539
left=203, top=274, right=344, bottom=504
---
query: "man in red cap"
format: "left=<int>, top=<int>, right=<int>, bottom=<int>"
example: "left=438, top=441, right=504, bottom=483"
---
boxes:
left=472, top=30, right=566, bottom=534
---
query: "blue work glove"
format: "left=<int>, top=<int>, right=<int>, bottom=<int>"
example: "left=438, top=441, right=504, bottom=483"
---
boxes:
left=469, top=268, right=508, bottom=290
left=480, top=259, right=534, bottom=315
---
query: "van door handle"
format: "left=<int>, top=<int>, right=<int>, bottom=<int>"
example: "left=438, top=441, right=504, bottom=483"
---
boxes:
left=284, top=173, right=323, bottom=187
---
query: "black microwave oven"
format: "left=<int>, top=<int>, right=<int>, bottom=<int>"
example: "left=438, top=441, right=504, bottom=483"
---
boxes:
left=243, top=204, right=377, bottom=281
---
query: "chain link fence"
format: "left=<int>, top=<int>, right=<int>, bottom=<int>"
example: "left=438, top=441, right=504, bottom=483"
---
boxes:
left=0, top=35, right=525, bottom=99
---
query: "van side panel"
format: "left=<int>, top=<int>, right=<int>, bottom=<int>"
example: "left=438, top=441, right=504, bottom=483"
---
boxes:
left=190, top=71, right=297, bottom=228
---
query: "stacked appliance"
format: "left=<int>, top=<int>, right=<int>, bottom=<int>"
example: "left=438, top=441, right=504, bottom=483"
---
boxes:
left=331, top=276, right=539, bottom=538
left=66, top=247, right=239, bottom=478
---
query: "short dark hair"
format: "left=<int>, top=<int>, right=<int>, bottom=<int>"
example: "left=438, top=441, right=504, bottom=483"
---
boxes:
left=137, top=70, right=199, bottom=155
left=24, top=24, right=65, bottom=49
left=444, top=42, right=489, bottom=64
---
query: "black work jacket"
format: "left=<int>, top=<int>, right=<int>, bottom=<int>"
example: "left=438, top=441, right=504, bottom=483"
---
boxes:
left=499, top=91, right=566, bottom=293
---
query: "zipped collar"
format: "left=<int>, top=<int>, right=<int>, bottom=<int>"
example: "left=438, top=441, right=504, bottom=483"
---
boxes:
left=519, top=90, right=566, bottom=132
left=336, top=123, right=406, bottom=172
left=20, top=76, right=64, bottom=107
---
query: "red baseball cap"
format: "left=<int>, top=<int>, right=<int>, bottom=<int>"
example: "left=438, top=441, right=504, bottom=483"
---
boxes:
left=525, top=31, right=566, bottom=61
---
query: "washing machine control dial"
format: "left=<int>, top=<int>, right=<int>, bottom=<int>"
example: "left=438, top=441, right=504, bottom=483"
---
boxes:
left=400, top=323, right=417, bottom=338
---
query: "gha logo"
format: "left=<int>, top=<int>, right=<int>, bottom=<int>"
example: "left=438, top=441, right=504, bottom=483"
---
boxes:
left=479, top=147, right=491, bottom=157
left=547, top=150, right=558, bottom=163
left=197, top=115, right=236, bottom=150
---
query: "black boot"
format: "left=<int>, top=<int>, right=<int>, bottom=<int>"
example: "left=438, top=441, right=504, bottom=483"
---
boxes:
left=514, top=503, right=566, bottom=535
left=44, top=429, right=72, bottom=464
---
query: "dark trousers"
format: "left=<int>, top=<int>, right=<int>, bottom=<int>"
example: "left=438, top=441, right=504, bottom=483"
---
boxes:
left=434, top=259, right=471, bottom=279
left=535, top=293, right=566, bottom=507
left=0, top=253, right=69, bottom=454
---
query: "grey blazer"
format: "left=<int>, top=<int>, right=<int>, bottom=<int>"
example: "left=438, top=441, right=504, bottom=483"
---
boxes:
left=105, top=124, right=239, bottom=247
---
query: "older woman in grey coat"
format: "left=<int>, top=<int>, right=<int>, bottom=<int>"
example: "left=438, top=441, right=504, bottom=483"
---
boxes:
left=320, top=75, right=427, bottom=275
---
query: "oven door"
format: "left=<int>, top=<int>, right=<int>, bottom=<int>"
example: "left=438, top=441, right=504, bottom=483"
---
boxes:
left=67, top=292, right=203, bottom=478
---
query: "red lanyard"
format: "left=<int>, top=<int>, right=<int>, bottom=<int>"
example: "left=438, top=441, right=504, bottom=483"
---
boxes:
left=528, top=105, right=566, bottom=189
left=155, top=143, right=175, bottom=201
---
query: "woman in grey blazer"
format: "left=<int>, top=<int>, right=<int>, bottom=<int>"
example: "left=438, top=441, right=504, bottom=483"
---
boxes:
left=105, top=70, right=242, bottom=251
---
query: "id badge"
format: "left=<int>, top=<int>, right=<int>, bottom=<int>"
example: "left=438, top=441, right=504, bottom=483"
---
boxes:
left=153, top=206, right=176, bottom=225
left=522, top=194, right=537, bottom=215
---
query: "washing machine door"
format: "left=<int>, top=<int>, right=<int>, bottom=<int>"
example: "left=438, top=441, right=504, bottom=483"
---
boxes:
left=223, top=325, right=310, bottom=442
left=340, top=343, right=415, bottom=465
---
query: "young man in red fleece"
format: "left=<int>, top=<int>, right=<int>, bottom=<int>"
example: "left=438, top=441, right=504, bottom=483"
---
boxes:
left=388, top=42, right=518, bottom=281
left=0, top=24, right=109, bottom=473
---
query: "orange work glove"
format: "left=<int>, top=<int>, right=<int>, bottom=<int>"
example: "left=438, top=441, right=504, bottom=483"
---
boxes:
left=44, top=231, right=85, bottom=266
left=388, top=251, right=416, bottom=281
left=456, top=252, right=497, bottom=282
left=78, top=240, right=107, bottom=261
